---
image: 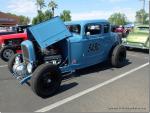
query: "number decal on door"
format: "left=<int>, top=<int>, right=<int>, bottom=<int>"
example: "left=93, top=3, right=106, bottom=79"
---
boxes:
left=88, top=43, right=100, bottom=52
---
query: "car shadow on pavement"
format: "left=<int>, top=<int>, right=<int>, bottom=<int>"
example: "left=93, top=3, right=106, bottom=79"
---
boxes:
left=27, top=60, right=131, bottom=99
left=26, top=81, right=78, bottom=99
left=63, top=60, right=131, bottom=81
left=58, top=82, right=78, bottom=93
left=127, top=48, right=149, bottom=54
left=42, top=82, right=78, bottom=99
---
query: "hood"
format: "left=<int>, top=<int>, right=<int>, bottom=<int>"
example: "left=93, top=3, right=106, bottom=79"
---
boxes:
left=127, top=32, right=149, bottom=44
left=27, top=17, right=72, bottom=49
left=0, top=33, right=27, bottom=40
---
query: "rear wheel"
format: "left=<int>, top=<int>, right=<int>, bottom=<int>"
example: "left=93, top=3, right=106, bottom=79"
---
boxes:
left=31, top=64, right=62, bottom=98
left=111, top=45, right=126, bottom=68
left=0, top=47, right=15, bottom=62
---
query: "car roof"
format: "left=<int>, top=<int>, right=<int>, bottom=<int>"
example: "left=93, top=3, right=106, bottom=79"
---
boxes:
left=65, top=19, right=109, bottom=26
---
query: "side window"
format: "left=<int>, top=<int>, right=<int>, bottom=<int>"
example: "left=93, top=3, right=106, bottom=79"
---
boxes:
left=66, top=25, right=81, bottom=34
left=85, top=24, right=101, bottom=36
left=104, top=24, right=110, bottom=33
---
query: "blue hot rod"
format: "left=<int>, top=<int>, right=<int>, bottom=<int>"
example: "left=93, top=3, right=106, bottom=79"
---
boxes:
left=8, top=17, right=126, bottom=98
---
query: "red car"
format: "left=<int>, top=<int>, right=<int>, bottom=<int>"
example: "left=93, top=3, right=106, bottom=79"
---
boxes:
left=0, top=33, right=27, bottom=61
left=115, top=26, right=130, bottom=38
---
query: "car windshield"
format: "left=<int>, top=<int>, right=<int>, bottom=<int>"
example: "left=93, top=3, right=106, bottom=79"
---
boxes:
left=66, top=25, right=81, bottom=35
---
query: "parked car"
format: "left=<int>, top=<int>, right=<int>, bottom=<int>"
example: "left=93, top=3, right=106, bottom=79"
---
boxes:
left=8, top=17, right=126, bottom=98
left=111, top=25, right=119, bottom=32
left=0, top=25, right=30, bottom=36
left=0, top=33, right=27, bottom=61
left=0, top=25, right=30, bottom=61
left=115, top=25, right=130, bottom=38
left=122, top=25, right=149, bottom=50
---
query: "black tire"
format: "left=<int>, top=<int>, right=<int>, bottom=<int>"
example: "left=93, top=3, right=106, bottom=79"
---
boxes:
left=0, top=47, right=15, bottom=62
left=111, top=45, right=126, bottom=68
left=31, top=64, right=62, bottom=98
left=8, top=54, right=22, bottom=73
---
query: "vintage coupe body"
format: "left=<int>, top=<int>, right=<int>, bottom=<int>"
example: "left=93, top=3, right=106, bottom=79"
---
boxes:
left=123, top=25, right=149, bottom=49
left=8, top=17, right=126, bottom=98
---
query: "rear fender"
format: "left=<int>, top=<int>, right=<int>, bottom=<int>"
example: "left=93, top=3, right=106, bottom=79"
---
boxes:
left=108, top=41, right=119, bottom=58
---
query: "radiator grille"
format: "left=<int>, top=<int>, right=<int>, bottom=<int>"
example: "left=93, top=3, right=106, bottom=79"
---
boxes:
left=21, top=45, right=29, bottom=62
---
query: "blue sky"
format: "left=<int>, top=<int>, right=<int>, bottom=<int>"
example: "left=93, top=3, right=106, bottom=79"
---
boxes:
left=0, top=0, right=149, bottom=22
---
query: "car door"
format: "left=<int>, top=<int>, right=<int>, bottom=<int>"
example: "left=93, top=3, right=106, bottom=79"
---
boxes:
left=82, top=23, right=106, bottom=66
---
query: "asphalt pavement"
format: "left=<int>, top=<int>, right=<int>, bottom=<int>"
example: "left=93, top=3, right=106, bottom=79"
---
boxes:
left=0, top=50, right=149, bottom=112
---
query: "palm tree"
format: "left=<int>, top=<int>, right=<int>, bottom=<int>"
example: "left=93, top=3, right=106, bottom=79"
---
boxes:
left=48, top=0, right=58, bottom=17
left=60, top=10, right=71, bottom=22
left=36, top=0, right=45, bottom=11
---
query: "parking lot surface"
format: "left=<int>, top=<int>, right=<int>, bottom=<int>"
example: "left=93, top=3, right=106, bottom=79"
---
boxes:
left=0, top=50, right=149, bottom=112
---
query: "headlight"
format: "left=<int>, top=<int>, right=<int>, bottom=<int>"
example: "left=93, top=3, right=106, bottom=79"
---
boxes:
left=139, top=44, right=143, bottom=46
left=27, top=63, right=33, bottom=74
left=15, top=56, right=21, bottom=64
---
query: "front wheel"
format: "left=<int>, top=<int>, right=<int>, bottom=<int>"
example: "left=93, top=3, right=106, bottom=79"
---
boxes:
left=31, top=64, right=62, bottom=98
left=8, top=54, right=22, bottom=73
left=0, top=47, right=15, bottom=62
left=111, top=45, right=126, bottom=68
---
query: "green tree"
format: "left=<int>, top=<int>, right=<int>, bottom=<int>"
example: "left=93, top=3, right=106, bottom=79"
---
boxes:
left=44, top=10, right=53, bottom=20
left=19, top=16, right=30, bottom=25
left=135, top=9, right=149, bottom=24
left=36, top=0, right=46, bottom=11
left=32, top=11, right=45, bottom=24
left=32, top=10, right=53, bottom=25
left=48, top=0, right=58, bottom=17
left=7, top=13, right=30, bottom=25
left=60, top=10, right=71, bottom=22
left=6, top=13, right=17, bottom=17
left=32, top=17, right=38, bottom=25
left=108, top=13, right=127, bottom=25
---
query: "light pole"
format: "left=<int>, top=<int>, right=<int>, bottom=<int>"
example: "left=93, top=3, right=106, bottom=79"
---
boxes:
left=148, top=0, right=150, bottom=90
left=140, top=0, right=145, bottom=11
left=143, top=0, right=145, bottom=11
left=149, top=0, right=150, bottom=54
left=140, top=0, right=146, bottom=24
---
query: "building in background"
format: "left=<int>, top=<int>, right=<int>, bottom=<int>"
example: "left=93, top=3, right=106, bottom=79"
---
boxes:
left=0, top=12, right=19, bottom=27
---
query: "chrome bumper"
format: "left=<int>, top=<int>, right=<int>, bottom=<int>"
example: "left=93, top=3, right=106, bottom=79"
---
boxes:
left=12, top=63, right=31, bottom=84
left=12, top=73, right=32, bottom=84
left=123, top=43, right=149, bottom=50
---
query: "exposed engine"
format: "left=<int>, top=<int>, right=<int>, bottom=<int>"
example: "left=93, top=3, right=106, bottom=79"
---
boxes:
left=42, top=45, right=62, bottom=65
left=21, top=38, right=67, bottom=67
